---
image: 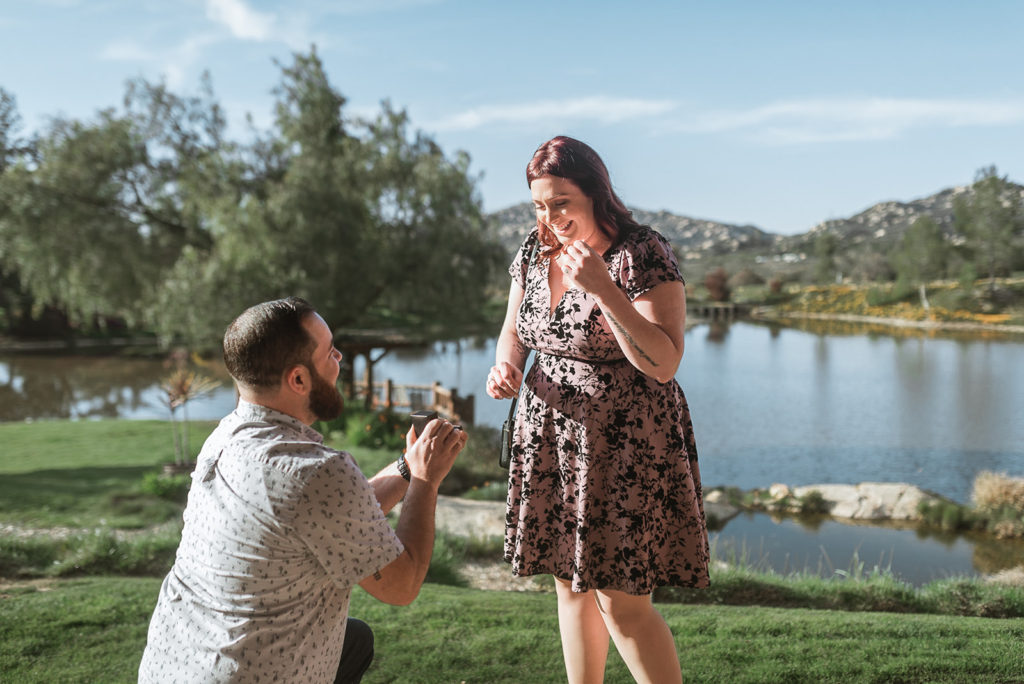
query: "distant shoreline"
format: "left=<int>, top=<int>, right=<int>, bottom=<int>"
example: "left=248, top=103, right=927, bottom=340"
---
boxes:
left=748, top=308, right=1024, bottom=336
left=3, top=309, right=1023, bottom=354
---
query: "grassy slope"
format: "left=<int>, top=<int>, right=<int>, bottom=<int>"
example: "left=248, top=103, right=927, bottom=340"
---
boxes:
left=0, top=419, right=387, bottom=528
left=1, top=578, right=1022, bottom=684
left=0, top=420, right=213, bottom=528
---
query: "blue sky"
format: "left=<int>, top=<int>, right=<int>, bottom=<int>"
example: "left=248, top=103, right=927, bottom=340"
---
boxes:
left=2, top=0, right=1022, bottom=235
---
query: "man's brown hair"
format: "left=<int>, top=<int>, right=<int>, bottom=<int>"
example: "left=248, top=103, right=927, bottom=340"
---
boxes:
left=223, top=297, right=318, bottom=389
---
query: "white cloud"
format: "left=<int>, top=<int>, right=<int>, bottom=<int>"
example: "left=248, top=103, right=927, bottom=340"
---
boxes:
left=98, top=1, right=319, bottom=93
left=681, top=97, right=1024, bottom=144
left=205, top=0, right=275, bottom=40
left=202, top=0, right=318, bottom=49
left=432, top=96, right=677, bottom=131
left=431, top=94, right=1024, bottom=142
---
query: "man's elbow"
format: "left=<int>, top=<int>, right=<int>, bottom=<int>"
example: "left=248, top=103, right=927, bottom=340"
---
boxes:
left=386, top=582, right=422, bottom=606
left=360, top=561, right=425, bottom=606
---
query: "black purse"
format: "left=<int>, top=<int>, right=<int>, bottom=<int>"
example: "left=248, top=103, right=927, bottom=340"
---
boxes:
left=499, top=395, right=518, bottom=469
left=499, top=239, right=538, bottom=470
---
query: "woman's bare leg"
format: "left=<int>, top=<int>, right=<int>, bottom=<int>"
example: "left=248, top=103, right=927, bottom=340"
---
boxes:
left=554, top=577, right=610, bottom=684
left=594, top=589, right=682, bottom=684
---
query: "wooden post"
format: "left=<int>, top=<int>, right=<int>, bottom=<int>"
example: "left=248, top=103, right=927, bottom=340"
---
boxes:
left=452, top=389, right=475, bottom=425
left=363, top=352, right=374, bottom=411
left=432, top=382, right=443, bottom=415
left=383, top=378, right=394, bottom=409
left=339, top=353, right=355, bottom=399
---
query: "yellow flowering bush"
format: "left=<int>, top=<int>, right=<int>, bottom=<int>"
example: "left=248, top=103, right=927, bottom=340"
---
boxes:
left=772, top=282, right=1022, bottom=327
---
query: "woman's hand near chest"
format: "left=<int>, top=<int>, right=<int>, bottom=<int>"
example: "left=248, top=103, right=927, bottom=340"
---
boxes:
left=556, top=240, right=617, bottom=301
left=559, top=239, right=686, bottom=383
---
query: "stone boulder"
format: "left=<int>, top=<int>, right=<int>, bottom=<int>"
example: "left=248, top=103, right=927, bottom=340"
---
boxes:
left=702, top=490, right=741, bottom=525
left=791, top=482, right=941, bottom=521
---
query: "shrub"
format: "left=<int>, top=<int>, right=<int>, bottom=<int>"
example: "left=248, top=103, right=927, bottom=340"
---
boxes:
left=704, top=267, right=731, bottom=302
left=346, top=410, right=407, bottom=450
left=866, top=278, right=915, bottom=307
left=0, top=536, right=60, bottom=577
left=959, top=263, right=979, bottom=292
left=728, top=268, right=765, bottom=288
left=973, top=471, right=1024, bottom=514
left=799, top=490, right=830, bottom=515
left=461, top=480, right=507, bottom=502
left=917, top=500, right=976, bottom=532
left=0, top=525, right=185, bottom=579
left=140, top=472, right=192, bottom=502
left=941, top=504, right=965, bottom=531
left=437, top=423, right=504, bottom=496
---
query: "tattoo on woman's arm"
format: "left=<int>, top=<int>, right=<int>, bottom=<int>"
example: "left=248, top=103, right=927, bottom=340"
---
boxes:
left=606, top=312, right=659, bottom=367
left=513, top=338, right=528, bottom=364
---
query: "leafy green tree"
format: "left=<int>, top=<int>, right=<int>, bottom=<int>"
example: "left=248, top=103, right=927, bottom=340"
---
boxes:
left=0, top=87, right=26, bottom=172
left=0, top=88, right=23, bottom=330
left=813, top=232, right=839, bottom=283
left=955, top=166, right=1024, bottom=292
left=152, top=49, right=503, bottom=347
left=891, top=216, right=948, bottom=311
left=0, top=50, right=502, bottom=348
left=0, top=78, right=225, bottom=329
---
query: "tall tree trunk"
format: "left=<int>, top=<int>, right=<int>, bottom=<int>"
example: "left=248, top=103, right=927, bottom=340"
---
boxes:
left=182, top=402, right=191, bottom=465
left=169, top=406, right=182, bottom=465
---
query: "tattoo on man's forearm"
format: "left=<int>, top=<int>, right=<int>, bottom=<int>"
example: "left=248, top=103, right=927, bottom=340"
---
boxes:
left=373, top=571, right=382, bottom=582
left=606, top=313, right=659, bottom=367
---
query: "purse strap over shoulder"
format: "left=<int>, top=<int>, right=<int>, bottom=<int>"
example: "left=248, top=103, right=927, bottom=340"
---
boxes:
left=507, top=237, right=539, bottom=421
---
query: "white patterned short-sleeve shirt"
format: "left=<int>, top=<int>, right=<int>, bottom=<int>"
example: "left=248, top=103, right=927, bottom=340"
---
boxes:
left=139, top=401, right=404, bottom=683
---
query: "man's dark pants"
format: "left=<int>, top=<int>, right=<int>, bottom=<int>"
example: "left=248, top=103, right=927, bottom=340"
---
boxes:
left=335, top=618, right=374, bottom=683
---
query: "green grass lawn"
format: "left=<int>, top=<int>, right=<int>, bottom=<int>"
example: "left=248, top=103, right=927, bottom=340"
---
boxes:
left=1, top=578, right=1022, bottom=683
left=0, top=420, right=213, bottom=528
left=3, top=419, right=1024, bottom=682
left=0, top=419, right=394, bottom=528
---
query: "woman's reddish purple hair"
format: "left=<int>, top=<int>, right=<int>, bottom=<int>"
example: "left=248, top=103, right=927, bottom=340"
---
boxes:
left=526, top=136, right=639, bottom=257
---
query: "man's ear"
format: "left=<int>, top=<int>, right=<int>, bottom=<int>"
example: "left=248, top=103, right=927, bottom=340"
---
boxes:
left=283, top=365, right=311, bottom=396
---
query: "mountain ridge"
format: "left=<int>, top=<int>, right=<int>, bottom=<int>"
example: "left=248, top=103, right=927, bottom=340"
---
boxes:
left=487, top=182, right=1024, bottom=261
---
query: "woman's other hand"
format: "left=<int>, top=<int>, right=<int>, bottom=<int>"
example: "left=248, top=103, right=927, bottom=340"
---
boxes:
left=486, top=361, right=522, bottom=399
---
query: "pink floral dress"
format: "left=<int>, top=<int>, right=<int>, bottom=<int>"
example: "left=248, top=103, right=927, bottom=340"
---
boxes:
left=504, top=226, right=710, bottom=595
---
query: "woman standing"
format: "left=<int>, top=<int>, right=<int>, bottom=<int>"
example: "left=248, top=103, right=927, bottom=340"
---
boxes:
left=486, top=136, right=709, bottom=684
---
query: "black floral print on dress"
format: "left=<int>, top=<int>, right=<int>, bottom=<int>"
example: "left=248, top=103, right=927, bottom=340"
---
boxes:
left=504, top=225, right=710, bottom=595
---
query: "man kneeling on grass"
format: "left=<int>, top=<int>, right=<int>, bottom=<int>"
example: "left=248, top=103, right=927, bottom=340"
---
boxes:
left=139, top=297, right=467, bottom=683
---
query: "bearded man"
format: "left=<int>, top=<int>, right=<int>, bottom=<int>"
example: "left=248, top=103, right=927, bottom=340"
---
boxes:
left=139, top=297, right=466, bottom=683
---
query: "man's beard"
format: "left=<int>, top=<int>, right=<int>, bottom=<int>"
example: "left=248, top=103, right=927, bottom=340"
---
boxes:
left=308, top=366, right=344, bottom=422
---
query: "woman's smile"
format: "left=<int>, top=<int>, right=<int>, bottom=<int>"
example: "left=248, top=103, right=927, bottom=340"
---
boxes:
left=530, top=175, right=599, bottom=247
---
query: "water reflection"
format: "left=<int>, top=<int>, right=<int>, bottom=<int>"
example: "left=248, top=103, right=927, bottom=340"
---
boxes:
left=0, top=354, right=234, bottom=422
left=713, top=511, right=1024, bottom=586
left=705, top=321, right=730, bottom=343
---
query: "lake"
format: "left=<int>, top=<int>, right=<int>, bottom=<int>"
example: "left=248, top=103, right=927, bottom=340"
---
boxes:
left=3, top=320, right=1023, bottom=585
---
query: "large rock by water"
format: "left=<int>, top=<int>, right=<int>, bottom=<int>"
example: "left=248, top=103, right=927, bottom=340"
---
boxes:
left=789, top=482, right=941, bottom=520
left=415, top=483, right=946, bottom=543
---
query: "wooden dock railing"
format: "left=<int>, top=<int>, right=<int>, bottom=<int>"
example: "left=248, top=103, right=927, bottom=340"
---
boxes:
left=689, top=301, right=749, bottom=320
left=353, top=379, right=475, bottom=425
